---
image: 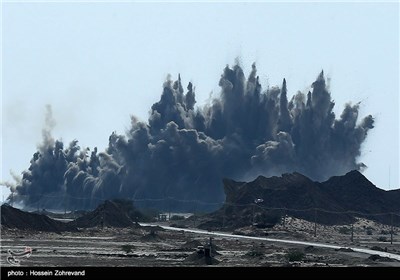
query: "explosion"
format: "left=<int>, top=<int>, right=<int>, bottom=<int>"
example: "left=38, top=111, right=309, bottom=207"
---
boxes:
left=7, top=64, right=374, bottom=211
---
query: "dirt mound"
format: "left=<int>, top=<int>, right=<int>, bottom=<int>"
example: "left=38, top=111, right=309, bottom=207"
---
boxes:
left=208, top=170, right=400, bottom=229
left=220, top=172, right=354, bottom=227
left=72, top=200, right=136, bottom=228
left=181, top=239, right=221, bottom=257
left=109, top=199, right=152, bottom=222
left=140, top=231, right=164, bottom=242
left=322, top=171, right=400, bottom=225
left=1, top=204, right=76, bottom=232
left=181, top=239, right=202, bottom=249
left=335, top=247, right=354, bottom=252
left=184, top=250, right=220, bottom=265
left=368, top=254, right=394, bottom=262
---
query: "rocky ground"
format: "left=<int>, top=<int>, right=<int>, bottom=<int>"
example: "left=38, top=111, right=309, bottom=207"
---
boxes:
left=1, top=216, right=399, bottom=267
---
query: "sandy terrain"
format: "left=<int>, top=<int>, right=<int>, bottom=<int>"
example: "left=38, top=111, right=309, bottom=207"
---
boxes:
left=1, top=216, right=399, bottom=267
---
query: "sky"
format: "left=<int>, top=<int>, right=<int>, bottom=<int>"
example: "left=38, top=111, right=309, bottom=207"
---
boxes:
left=1, top=1, right=399, bottom=201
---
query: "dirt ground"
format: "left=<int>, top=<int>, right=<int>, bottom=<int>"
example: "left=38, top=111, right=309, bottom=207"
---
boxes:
left=1, top=216, right=399, bottom=267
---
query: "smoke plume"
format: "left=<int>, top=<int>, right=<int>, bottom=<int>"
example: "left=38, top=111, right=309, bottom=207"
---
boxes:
left=6, top=63, right=374, bottom=211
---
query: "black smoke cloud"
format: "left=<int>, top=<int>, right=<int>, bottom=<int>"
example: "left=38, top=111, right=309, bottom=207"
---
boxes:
left=7, top=64, right=374, bottom=211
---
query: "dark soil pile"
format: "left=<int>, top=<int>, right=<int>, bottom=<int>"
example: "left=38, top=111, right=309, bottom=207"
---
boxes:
left=140, top=230, right=164, bottom=242
left=181, top=240, right=202, bottom=250
left=368, top=255, right=394, bottom=262
left=207, top=170, right=400, bottom=229
left=181, top=239, right=221, bottom=257
left=109, top=199, right=152, bottom=222
left=72, top=200, right=136, bottom=228
left=322, top=171, right=400, bottom=225
left=1, top=204, right=76, bottom=232
left=184, top=250, right=220, bottom=265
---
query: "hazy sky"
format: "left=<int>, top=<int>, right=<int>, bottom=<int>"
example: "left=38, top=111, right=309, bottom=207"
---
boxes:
left=1, top=1, right=399, bottom=200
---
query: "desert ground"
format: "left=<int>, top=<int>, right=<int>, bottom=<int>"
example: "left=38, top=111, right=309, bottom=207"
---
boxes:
left=1, top=215, right=399, bottom=267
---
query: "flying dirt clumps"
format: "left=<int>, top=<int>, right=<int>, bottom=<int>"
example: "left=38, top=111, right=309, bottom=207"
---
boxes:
left=0, top=204, right=76, bottom=232
left=8, top=63, right=374, bottom=212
